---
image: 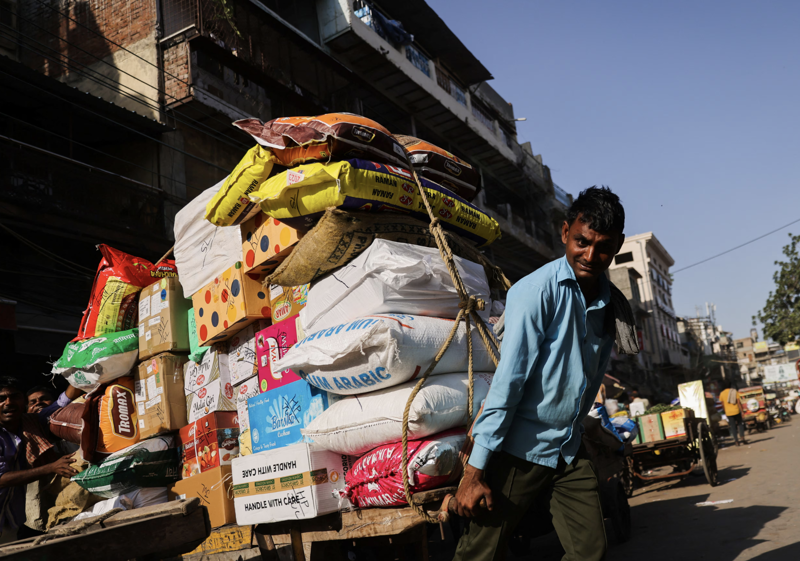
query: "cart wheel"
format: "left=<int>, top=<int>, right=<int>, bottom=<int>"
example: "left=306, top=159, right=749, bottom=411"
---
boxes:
left=622, top=456, right=635, bottom=498
left=698, top=421, right=718, bottom=487
left=610, top=480, right=632, bottom=543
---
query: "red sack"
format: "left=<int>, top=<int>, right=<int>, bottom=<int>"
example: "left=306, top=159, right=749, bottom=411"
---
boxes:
left=341, top=429, right=466, bottom=508
left=74, top=245, right=177, bottom=341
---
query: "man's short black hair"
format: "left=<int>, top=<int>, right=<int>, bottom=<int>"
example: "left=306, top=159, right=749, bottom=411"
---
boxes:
left=0, top=377, right=25, bottom=395
left=27, top=385, right=56, bottom=400
left=566, top=186, right=625, bottom=234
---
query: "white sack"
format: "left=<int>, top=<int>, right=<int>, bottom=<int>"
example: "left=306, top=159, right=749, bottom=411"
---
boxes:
left=73, top=487, right=168, bottom=521
left=276, top=314, right=497, bottom=395
left=301, top=372, right=493, bottom=455
left=173, top=182, right=243, bottom=299
left=299, top=239, right=491, bottom=333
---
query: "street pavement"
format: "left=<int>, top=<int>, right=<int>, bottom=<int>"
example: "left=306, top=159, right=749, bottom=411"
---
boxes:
left=611, top=419, right=800, bottom=560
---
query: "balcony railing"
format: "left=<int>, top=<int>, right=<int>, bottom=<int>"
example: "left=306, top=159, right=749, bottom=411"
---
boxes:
left=405, top=44, right=431, bottom=77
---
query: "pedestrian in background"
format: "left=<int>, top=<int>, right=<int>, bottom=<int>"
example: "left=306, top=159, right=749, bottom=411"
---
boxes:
left=720, top=382, right=747, bottom=446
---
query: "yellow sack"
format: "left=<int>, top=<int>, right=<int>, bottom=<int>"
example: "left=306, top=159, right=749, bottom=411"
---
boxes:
left=205, top=145, right=276, bottom=226
left=249, top=159, right=501, bottom=247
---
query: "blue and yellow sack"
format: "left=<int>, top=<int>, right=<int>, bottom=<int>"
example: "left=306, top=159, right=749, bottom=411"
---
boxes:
left=248, top=159, right=501, bottom=246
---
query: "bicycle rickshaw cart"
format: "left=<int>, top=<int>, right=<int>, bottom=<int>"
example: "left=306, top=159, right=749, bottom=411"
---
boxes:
left=630, top=416, right=718, bottom=488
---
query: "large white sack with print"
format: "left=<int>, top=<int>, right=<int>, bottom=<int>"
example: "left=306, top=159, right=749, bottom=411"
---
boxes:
left=173, top=182, right=243, bottom=299
left=301, top=372, right=492, bottom=455
left=298, top=239, right=491, bottom=333
left=275, top=314, right=496, bottom=395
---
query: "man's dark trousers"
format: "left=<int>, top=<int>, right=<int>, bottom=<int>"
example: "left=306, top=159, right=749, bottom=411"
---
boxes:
left=453, top=450, right=607, bottom=561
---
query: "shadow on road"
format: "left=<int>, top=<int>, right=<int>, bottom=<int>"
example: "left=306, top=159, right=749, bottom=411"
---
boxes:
left=610, top=494, right=787, bottom=560
left=746, top=541, right=800, bottom=560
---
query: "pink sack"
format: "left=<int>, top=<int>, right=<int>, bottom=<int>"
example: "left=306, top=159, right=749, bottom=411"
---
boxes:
left=341, top=429, right=466, bottom=508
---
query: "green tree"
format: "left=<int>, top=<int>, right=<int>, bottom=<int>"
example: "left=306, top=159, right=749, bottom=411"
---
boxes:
left=754, top=233, right=800, bottom=345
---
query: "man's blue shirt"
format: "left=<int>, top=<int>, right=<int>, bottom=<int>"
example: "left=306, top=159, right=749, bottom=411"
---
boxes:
left=469, top=256, right=614, bottom=470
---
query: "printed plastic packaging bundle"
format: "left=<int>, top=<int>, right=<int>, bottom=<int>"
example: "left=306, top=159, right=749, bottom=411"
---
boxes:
left=395, top=135, right=480, bottom=201
left=75, top=245, right=177, bottom=341
left=263, top=209, right=510, bottom=292
left=49, top=377, right=141, bottom=463
left=247, top=159, right=500, bottom=246
left=275, top=314, right=496, bottom=395
left=174, top=183, right=245, bottom=298
left=341, top=429, right=466, bottom=508
left=301, top=372, right=492, bottom=455
left=299, top=239, right=491, bottom=334
left=204, top=145, right=278, bottom=227
left=234, top=113, right=406, bottom=168
left=71, top=436, right=178, bottom=498
left=52, top=329, right=139, bottom=391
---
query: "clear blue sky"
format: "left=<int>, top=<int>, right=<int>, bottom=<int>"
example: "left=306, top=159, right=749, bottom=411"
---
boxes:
left=429, top=0, right=800, bottom=341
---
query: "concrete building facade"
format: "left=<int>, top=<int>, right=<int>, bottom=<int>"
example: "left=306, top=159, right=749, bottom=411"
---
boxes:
left=2, top=0, right=572, bottom=379
left=609, top=232, right=690, bottom=394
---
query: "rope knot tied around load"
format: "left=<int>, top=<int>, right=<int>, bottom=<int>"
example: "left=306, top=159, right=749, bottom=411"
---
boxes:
left=397, top=144, right=502, bottom=524
left=458, top=296, right=485, bottom=312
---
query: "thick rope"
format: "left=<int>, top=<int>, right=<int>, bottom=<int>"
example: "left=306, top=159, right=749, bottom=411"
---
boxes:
left=396, top=144, right=502, bottom=522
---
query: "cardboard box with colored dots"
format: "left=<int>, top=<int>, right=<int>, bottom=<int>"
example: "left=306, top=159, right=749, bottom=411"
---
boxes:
left=191, top=262, right=272, bottom=346
left=241, top=214, right=300, bottom=275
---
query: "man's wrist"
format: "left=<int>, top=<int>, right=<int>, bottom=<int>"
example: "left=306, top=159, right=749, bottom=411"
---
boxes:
left=468, top=442, right=493, bottom=470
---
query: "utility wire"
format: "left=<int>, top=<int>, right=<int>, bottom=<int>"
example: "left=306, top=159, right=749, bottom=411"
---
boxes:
left=0, top=133, right=188, bottom=207
left=673, top=216, right=800, bottom=274
left=0, top=109, right=190, bottom=192
left=0, top=293, right=83, bottom=316
left=0, top=68, right=229, bottom=172
left=0, top=222, right=95, bottom=276
left=0, top=23, right=249, bottom=153
left=0, top=268, right=91, bottom=281
left=31, top=0, right=242, bottom=136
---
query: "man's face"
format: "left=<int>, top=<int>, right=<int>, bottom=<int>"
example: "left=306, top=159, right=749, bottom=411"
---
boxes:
left=27, top=391, right=54, bottom=414
left=561, top=216, right=624, bottom=284
left=0, top=388, right=28, bottom=425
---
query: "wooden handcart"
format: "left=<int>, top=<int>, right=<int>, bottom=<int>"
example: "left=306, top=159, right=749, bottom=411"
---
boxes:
left=254, top=487, right=455, bottom=561
left=630, top=417, right=718, bottom=489
left=0, top=498, right=210, bottom=561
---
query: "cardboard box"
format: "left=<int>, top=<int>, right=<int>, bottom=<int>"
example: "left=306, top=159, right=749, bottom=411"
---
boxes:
left=235, top=375, right=260, bottom=431
left=170, top=465, right=236, bottom=529
left=255, top=319, right=303, bottom=394
left=231, top=443, right=353, bottom=525
left=248, top=380, right=330, bottom=453
left=661, top=408, right=692, bottom=439
left=267, top=284, right=308, bottom=325
left=178, top=412, right=240, bottom=479
left=134, top=353, right=188, bottom=438
left=228, top=320, right=271, bottom=385
left=191, top=263, right=271, bottom=346
left=639, top=413, right=665, bottom=443
left=184, top=343, right=230, bottom=394
left=186, top=378, right=237, bottom=424
left=241, top=215, right=300, bottom=275
left=138, top=277, right=192, bottom=360
left=239, top=429, right=252, bottom=456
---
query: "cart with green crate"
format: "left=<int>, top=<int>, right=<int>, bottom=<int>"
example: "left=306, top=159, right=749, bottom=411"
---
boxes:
left=630, top=404, right=718, bottom=489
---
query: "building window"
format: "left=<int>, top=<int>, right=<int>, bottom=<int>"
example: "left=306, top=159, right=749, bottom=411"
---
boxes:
left=436, top=65, right=467, bottom=107
left=615, top=252, right=634, bottom=265
left=499, top=127, right=513, bottom=148
left=736, top=342, right=744, bottom=349
left=405, top=44, right=431, bottom=77
left=471, top=100, right=495, bottom=130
